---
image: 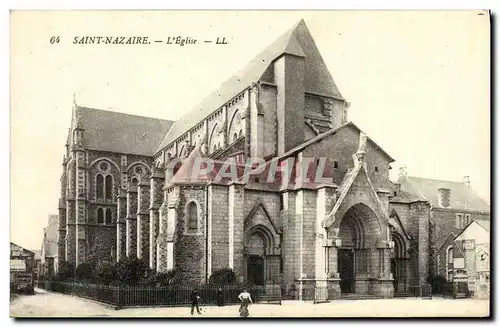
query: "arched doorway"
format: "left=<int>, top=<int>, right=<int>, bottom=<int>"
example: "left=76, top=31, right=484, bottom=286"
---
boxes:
left=391, top=231, right=408, bottom=294
left=336, top=203, right=383, bottom=294
left=244, top=224, right=281, bottom=286
left=247, top=232, right=265, bottom=285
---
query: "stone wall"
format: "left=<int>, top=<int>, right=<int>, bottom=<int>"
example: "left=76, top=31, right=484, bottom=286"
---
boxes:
left=301, top=125, right=393, bottom=190
left=175, top=185, right=207, bottom=283
left=208, top=184, right=229, bottom=272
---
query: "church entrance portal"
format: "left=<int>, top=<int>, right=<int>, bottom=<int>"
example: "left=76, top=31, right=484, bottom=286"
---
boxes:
left=247, top=255, right=264, bottom=285
left=390, top=231, right=408, bottom=294
left=338, top=249, right=355, bottom=293
left=334, top=203, right=390, bottom=296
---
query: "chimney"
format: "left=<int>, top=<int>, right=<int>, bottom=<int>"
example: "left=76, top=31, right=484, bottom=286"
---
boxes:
left=463, top=176, right=470, bottom=188
left=393, top=182, right=401, bottom=196
left=438, top=188, right=451, bottom=208
left=398, top=165, right=407, bottom=179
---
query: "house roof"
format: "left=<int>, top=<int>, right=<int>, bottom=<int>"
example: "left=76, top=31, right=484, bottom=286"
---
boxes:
left=10, top=243, right=35, bottom=257
left=76, top=106, right=174, bottom=156
left=156, top=19, right=344, bottom=153
left=437, top=232, right=458, bottom=252
left=454, top=219, right=491, bottom=243
left=476, top=220, right=490, bottom=232
left=399, top=176, right=490, bottom=212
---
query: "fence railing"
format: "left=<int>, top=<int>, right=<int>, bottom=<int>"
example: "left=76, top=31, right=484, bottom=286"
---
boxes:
left=36, top=281, right=282, bottom=309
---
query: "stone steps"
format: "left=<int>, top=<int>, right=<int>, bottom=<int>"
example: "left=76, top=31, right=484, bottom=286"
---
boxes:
left=340, top=294, right=382, bottom=300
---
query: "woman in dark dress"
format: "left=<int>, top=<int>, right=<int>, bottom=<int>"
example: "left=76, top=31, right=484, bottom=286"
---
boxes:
left=216, top=288, right=224, bottom=306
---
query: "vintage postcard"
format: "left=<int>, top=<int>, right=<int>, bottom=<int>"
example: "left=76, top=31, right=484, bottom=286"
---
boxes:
left=9, top=10, right=490, bottom=318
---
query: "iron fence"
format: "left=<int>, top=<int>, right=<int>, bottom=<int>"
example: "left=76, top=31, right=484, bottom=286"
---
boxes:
left=35, top=280, right=282, bottom=309
left=440, top=282, right=471, bottom=299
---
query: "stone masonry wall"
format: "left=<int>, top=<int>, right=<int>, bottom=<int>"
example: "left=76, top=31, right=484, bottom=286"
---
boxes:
left=282, top=191, right=298, bottom=285
left=296, top=189, right=317, bottom=279
left=209, top=185, right=229, bottom=272
left=175, top=186, right=206, bottom=284
left=137, top=182, right=150, bottom=265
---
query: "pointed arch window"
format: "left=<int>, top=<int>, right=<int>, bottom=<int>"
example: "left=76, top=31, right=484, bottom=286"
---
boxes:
left=105, top=208, right=112, bottom=224
left=96, top=174, right=104, bottom=199
left=105, top=175, right=113, bottom=200
left=97, top=208, right=104, bottom=224
left=186, top=201, right=199, bottom=233
left=233, top=133, right=238, bottom=142
left=238, top=129, right=243, bottom=138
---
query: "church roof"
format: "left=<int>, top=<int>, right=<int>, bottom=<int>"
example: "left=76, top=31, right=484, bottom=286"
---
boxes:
left=399, top=176, right=490, bottom=213
left=76, top=106, right=174, bottom=156
left=278, top=121, right=395, bottom=163
left=156, top=19, right=344, bottom=153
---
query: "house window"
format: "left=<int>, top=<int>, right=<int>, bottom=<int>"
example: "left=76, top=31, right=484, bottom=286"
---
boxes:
left=465, top=214, right=471, bottom=225
left=447, top=247, right=454, bottom=264
left=374, top=166, right=379, bottom=172
left=455, top=213, right=464, bottom=229
left=279, top=193, right=284, bottom=211
left=97, top=208, right=104, bottom=224
left=333, top=161, right=339, bottom=169
left=394, top=191, right=397, bottom=197
left=96, top=174, right=104, bottom=199
left=187, top=201, right=198, bottom=232
left=105, top=209, right=112, bottom=224
left=105, top=175, right=113, bottom=200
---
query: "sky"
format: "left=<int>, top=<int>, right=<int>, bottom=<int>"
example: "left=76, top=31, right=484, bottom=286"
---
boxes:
left=10, top=10, right=490, bottom=251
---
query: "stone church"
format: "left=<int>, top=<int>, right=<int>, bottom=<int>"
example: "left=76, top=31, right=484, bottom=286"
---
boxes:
left=56, top=19, right=489, bottom=299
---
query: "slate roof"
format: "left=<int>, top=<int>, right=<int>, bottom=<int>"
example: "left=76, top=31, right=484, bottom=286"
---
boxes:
left=156, top=19, right=344, bottom=153
left=399, top=176, right=490, bottom=212
left=76, top=106, right=174, bottom=156
left=278, top=121, right=395, bottom=163
left=476, top=220, right=490, bottom=232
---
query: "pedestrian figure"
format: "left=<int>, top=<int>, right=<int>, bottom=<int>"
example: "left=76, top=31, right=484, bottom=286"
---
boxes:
left=238, top=289, right=252, bottom=317
left=216, top=288, right=224, bottom=307
left=190, top=289, right=202, bottom=315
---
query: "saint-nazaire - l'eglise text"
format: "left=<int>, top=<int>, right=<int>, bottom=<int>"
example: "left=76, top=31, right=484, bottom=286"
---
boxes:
left=73, top=36, right=200, bottom=45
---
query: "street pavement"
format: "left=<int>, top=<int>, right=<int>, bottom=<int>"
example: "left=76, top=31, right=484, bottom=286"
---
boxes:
left=9, top=288, right=490, bottom=318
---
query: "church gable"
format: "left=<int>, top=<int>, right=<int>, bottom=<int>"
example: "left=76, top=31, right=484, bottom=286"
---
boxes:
left=389, top=209, right=412, bottom=240
left=323, top=156, right=389, bottom=238
left=293, top=123, right=394, bottom=190
left=156, top=19, right=345, bottom=154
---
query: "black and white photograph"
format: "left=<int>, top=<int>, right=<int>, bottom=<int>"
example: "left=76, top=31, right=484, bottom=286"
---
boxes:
left=9, top=10, right=491, bottom=318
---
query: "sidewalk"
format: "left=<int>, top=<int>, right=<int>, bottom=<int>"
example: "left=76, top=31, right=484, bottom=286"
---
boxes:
left=10, top=289, right=490, bottom=318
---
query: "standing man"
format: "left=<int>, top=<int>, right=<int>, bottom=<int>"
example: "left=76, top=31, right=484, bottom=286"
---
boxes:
left=190, top=289, right=202, bottom=315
